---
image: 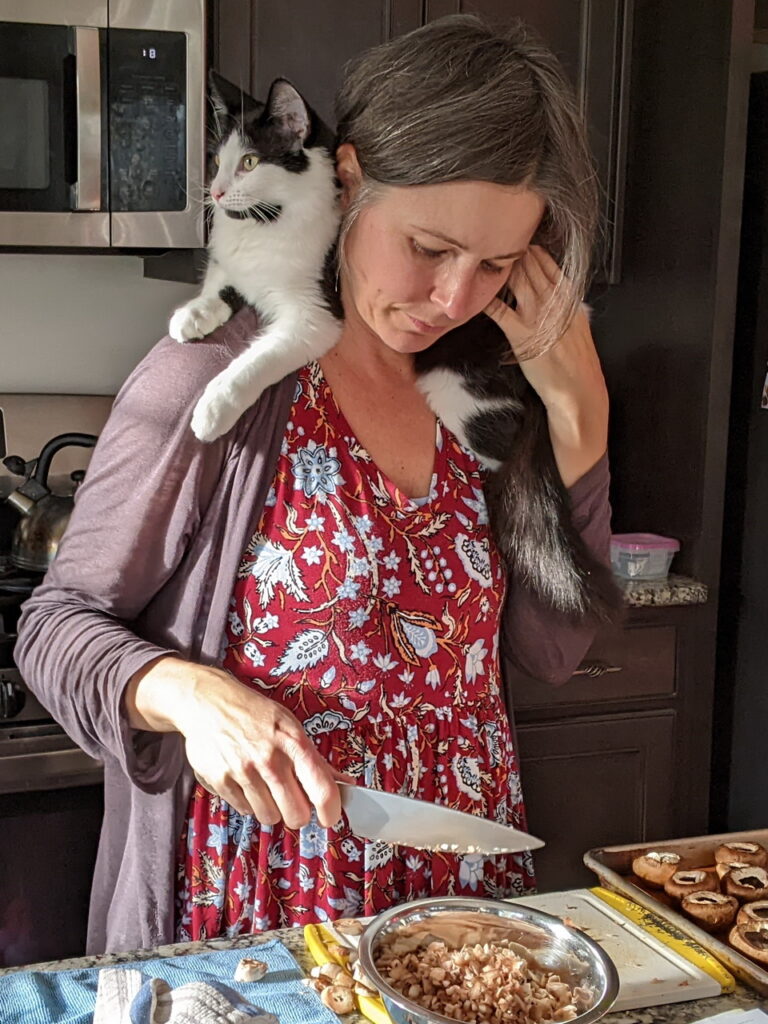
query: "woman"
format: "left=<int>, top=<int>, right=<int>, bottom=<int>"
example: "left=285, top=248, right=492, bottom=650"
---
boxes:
left=16, top=15, right=612, bottom=953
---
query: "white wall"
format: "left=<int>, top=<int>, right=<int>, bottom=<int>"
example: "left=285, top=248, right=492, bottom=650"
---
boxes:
left=0, top=254, right=197, bottom=395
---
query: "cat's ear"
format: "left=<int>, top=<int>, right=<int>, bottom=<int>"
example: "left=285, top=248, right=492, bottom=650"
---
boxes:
left=265, top=78, right=312, bottom=152
left=208, top=70, right=262, bottom=129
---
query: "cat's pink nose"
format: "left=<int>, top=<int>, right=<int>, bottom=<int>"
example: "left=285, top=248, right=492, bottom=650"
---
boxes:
left=211, top=186, right=225, bottom=202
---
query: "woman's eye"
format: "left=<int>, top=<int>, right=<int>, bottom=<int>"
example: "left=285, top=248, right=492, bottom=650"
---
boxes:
left=412, top=240, right=444, bottom=259
left=481, top=261, right=506, bottom=274
left=242, top=153, right=260, bottom=171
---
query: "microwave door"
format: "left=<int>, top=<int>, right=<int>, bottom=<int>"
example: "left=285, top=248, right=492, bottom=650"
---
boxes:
left=109, top=0, right=205, bottom=248
left=0, top=5, right=110, bottom=247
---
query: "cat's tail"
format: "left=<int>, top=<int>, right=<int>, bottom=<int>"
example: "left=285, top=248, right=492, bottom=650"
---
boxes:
left=485, top=400, right=623, bottom=626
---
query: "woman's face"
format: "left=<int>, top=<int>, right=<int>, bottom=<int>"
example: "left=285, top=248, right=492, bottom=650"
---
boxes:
left=339, top=167, right=546, bottom=355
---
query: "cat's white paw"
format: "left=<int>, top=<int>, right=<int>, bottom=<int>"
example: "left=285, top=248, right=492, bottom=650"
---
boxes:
left=169, top=296, right=232, bottom=343
left=190, top=377, right=246, bottom=442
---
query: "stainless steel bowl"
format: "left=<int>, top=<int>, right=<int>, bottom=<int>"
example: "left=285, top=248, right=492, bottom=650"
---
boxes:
left=357, top=896, right=619, bottom=1024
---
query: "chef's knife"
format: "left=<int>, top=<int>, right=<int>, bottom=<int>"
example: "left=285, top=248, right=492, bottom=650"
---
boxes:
left=338, top=782, right=544, bottom=855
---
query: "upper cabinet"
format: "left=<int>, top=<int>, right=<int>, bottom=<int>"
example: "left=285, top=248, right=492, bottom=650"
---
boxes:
left=214, top=1, right=421, bottom=127
left=213, top=0, right=632, bottom=280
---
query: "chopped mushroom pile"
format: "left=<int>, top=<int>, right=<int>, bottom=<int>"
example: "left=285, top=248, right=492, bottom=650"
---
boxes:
left=374, top=934, right=593, bottom=1024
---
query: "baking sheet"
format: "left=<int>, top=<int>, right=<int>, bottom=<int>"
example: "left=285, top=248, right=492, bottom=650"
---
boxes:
left=584, top=828, right=768, bottom=996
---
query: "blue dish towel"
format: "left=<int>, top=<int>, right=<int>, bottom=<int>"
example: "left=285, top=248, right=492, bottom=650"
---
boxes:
left=0, top=939, right=337, bottom=1024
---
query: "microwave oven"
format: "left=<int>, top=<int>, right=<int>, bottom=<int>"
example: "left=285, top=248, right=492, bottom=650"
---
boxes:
left=0, top=0, right=205, bottom=249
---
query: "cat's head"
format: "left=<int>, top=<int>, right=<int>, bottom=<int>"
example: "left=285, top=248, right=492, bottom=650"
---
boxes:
left=207, top=72, right=334, bottom=221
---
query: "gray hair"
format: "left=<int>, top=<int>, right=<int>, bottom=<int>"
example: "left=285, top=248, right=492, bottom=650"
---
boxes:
left=334, top=14, right=599, bottom=357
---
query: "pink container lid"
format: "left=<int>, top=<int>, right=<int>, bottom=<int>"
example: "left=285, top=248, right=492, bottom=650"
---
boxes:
left=611, top=533, right=680, bottom=551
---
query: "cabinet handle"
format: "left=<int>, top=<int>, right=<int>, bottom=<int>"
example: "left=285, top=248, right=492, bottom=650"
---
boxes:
left=572, top=660, right=623, bottom=678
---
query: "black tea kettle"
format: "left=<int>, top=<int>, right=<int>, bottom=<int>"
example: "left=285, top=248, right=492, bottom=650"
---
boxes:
left=3, top=433, right=98, bottom=572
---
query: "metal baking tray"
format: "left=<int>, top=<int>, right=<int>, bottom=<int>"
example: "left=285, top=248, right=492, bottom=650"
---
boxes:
left=584, top=828, right=768, bottom=996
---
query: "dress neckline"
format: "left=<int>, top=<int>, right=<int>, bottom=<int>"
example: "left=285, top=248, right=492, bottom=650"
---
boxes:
left=307, top=361, right=443, bottom=513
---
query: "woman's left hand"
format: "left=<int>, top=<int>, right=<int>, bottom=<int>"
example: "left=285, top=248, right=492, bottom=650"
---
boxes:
left=483, top=245, right=609, bottom=488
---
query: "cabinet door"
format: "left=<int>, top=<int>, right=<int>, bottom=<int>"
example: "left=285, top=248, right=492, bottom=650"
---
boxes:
left=422, top=0, right=633, bottom=282
left=216, top=1, right=421, bottom=126
left=516, top=712, right=676, bottom=891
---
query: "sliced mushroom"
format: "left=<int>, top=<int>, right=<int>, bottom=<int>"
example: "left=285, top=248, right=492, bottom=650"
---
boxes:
left=234, top=957, right=268, bottom=982
left=320, top=984, right=356, bottom=1014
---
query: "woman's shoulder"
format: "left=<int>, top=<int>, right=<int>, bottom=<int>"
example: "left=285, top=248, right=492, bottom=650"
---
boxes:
left=124, top=306, right=263, bottom=407
left=111, top=305, right=284, bottom=440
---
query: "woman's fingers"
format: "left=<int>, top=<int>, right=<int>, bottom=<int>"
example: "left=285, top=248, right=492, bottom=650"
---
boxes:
left=196, top=771, right=253, bottom=818
left=529, top=244, right=563, bottom=286
left=294, top=746, right=344, bottom=828
left=238, top=765, right=284, bottom=825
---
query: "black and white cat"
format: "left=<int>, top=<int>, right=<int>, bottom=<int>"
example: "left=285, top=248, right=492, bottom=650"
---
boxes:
left=171, top=74, right=621, bottom=625
left=170, top=74, right=342, bottom=441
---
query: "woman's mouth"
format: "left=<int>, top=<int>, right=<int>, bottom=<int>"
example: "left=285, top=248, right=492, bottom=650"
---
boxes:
left=406, top=314, right=444, bottom=334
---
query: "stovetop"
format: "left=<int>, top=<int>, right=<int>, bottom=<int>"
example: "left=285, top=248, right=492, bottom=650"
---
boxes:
left=0, top=561, right=42, bottom=671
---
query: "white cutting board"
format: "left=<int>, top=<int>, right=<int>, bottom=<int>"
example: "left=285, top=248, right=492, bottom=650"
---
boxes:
left=512, top=889, right=722, bottom=1011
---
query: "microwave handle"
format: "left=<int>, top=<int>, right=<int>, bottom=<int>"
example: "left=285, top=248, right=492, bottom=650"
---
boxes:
left=72, top=27, right=102, bottom=211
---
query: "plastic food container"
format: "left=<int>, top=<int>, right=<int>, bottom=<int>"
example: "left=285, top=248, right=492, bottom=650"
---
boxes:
left=610, top=533, right=680, bottom=581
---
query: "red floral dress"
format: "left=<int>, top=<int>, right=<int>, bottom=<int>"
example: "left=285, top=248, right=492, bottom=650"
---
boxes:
left=176, top=362, right=534, bottom=940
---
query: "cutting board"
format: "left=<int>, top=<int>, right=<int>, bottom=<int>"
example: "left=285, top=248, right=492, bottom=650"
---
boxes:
left=514, top=889, right=727, bottom=1011
left=310, top=888, right=733, bottom=1022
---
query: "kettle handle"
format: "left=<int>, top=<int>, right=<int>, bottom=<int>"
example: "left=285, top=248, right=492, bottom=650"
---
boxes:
left=32, top=433, right=98, bottom=490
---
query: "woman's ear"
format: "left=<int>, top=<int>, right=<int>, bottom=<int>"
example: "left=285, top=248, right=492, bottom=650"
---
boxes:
left=335, top=143, right=362, bottom=208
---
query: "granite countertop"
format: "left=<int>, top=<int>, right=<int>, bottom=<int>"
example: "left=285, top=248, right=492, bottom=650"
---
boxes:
left=621, top=574, right=708, bottom=608
left=0, top=925, right=762, bottom=1023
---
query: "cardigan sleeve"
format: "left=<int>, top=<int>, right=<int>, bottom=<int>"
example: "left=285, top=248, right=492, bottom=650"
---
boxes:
left=499, top=452, right=614, bottom=685
left=14, top=331, right=244, bottom=792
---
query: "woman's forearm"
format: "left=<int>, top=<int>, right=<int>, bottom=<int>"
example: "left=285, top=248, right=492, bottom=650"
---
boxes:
left=546, top=387, right=609, bottom=488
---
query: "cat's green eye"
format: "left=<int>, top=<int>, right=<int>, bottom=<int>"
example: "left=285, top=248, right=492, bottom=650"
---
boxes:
left=242, top=154, right=260, bottom=171
left=213, top=153, right=220, bottom=166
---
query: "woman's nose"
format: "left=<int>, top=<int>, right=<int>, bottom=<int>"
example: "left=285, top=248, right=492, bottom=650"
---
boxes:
left=431, top=266, right=475, bottom=321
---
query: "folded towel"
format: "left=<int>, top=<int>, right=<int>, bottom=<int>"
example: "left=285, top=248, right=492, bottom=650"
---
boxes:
left=93, top=968, right=277, bottom=1024
left=0, top=939, right=338, bottom=1024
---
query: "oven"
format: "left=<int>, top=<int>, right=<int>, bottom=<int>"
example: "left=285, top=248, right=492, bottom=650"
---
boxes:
left=0, top=0, right=206, bottom=249
left=0, top=569, right=103, bottom=797
left=0, top=398, right=108, bottom=966
left=0, top=564, right=105, bottom=967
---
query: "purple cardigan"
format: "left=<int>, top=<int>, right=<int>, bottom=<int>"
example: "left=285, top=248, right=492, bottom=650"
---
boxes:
left=15, top=307, right=612, bottom=955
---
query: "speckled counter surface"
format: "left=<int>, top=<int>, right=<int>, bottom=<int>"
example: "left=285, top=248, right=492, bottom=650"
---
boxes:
left=0, top=926, right=763, bottom=1022
left=621, top=574, right=708, bottom=608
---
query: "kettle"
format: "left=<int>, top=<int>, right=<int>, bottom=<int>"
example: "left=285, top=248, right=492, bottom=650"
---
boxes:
left=3, top=433, right=98, bottom=573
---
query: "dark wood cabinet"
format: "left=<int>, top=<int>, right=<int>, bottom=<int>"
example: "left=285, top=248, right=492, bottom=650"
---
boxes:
left=517, top=711, right=676, bottom=891
left=214, top=1, right=421, bottom=127
left=509, top=601, right=717, bottom=891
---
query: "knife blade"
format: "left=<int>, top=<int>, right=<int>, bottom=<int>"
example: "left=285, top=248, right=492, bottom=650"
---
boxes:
left=338, top=782, right=544, bottom=855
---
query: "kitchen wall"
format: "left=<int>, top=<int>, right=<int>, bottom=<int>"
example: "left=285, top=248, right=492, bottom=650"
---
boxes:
left=0, top=254, right=197, bottom=395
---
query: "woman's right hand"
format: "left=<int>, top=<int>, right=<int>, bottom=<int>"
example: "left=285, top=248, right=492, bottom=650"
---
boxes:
left=124, top=656, right=343, bottom=828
